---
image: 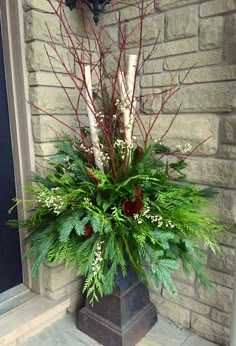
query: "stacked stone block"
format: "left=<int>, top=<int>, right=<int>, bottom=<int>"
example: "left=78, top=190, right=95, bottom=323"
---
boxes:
left=23, top=0, right=85, bottom=303
left=105, top=1, right=236, bottom=345
left=22, top=0, right=236, bottom=344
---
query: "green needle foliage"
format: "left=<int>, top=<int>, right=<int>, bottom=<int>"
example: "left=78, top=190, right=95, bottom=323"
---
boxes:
left=9, top=135, right=223, bottom=304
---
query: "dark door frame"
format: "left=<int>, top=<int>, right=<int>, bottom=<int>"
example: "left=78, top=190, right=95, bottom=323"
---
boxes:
left=0, top=1, right=42, bottom=294
left=0, top=20, right=23, bottom=293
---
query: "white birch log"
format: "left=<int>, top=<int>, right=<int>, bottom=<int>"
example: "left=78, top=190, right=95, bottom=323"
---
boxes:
left=118, top=70, right=128, bottom=134
left=126, top=54, right=138, bottom=142
left=84, top=65, right=104, bottom=171
left=118, top=55, right=138, bottom=143
left=118, top=56, right=138, bottom=166
left=118, top=70, right=132, bottom=143
left=118, top=71, right=126, bottom=103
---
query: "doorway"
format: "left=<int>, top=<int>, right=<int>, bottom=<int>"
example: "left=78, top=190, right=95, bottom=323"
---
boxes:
left=0, top=21, right=23, bottom=293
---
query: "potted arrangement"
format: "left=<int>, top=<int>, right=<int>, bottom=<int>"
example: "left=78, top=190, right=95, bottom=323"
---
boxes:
left=9, top=0, right=223, bottom=344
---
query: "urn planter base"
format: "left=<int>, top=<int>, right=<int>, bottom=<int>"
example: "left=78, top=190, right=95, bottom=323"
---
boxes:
left=77, top=266, right=157, bottom=346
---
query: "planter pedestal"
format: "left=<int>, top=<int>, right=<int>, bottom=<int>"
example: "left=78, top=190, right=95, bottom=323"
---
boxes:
left=77, top=266, right=157, bottom=346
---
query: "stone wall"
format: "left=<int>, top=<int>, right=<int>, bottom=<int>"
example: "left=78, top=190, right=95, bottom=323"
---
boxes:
left=102, top=1, right=236, bottom=345
left=23, top=0, right=91, bottom=171
left=22, top=0, right=86, bottom=306
left=22, top=0, right=236, bottom=344
left=103, top=1, right=236, bottom=345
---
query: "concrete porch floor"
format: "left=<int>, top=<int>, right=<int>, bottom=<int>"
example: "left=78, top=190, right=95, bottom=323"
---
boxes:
left=18, top=312, right=219, bottom=346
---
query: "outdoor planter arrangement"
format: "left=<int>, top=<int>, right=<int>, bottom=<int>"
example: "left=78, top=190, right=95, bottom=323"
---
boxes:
left=9, top=1, right=224, bottom=345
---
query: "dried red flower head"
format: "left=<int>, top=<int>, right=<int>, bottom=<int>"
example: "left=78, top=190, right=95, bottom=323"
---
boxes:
left=134, top=187, right=142, bottom=198
left=86, top=167, right=100, bottom=185
left=122, top=187, right=144, bottom=216
left=84, top=223, right=93, bottom=237
left=135, top=145, right=143, bottom=162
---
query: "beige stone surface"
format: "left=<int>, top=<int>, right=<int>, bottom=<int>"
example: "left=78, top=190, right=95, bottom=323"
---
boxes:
left=197, top=283, right=233, bottom=313
left=223, top=14, right=236, bottom=64
left=180, top=65, right=236, bottom=84
left=209, top=246, right=235, bottom=274
left=144, top=59, right=163, bottom=74
left=102, top=10, right=118, bottom=26
left=127, top=14, right=164, bottom=44
left=29, top=72, right=75, bottom=88
left=200, top=0, right=236, bottom=17
left=145, top=37, right=198, bottom=59
left=164, top=82, right=236, bottom=113
left=152, top=297, right=191, bottom=328
left=24, top=7, right=84, bottom=44
left=32, top=115, right=78, bottom=142
left=119, top=4, right=140, bottom=22
left=182, top=335, right=218, bottom=346
left=142, top=71, right=179, bottom=87
left=29, top=87, right=86, bottom=115
left=199, top=17, right=224, bottom=50
left=17, top=313, right=219, bottom=346
left=24, top=11, right=62, bottom=44
left=164, top=49, right=222, bottom=71
left=175, top=281, right=195, bottom=298
left=43, top=264, right=78, bottom=292
left=186, top=157, right=236, bottom=188
left=34, top=142, right=58, bottom=156
left=26, top=41, right=75, bottom=73
left=34, top=157, right=55, bottom=176
left=172, top=265, right=196, bottom=285
left=103, top=48, right=121, bottom=75
left=191, top=313, right=230, bottom=345
left=136, top=113, right=219, bottom=155
left=162, top=292, right=210, bottom=315
left=105, top=0, right=137, bottom=11
left=157, top=0, right=202, bottom=11
left=0, top=296, right=71, bottom=345
left=102, top=26, right=118, bottom=48
left=45, top=280, right=83, bottom=300
left=211, top=188, right=236, bottom=224
left=221, top=117, right=236, bottom=144
left=204, top=268, right=234, bottom=289
left=138, top=317, right=190, bottom=346
left=141, top=88, right=162, bottom=114
left=219, top=144, right=236, bottom=159
left=166, top=6, right=198, bottom=41
left=211, top=309, right=231, bottom=328
left=22, top=0, right=59, bottom=12
left=220, top=231, right=236, bottom=248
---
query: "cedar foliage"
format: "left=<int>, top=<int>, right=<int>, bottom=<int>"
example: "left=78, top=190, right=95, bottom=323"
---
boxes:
left=8, top=0, right=224, bottom=305
left=9, top=136, right=223, bottom=303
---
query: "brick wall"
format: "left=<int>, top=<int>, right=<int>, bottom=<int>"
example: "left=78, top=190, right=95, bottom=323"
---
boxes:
left=22, top=0, right=236, bottom=344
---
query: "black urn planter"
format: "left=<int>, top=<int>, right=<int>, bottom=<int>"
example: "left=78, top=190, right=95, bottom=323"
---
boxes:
left=77, top=264, right=157, bottom=346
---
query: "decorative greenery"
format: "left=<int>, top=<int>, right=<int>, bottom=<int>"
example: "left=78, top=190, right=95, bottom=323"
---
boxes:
left=9, top=0, right=224, bottom=304
left=10, top=134, right=223, bottom=303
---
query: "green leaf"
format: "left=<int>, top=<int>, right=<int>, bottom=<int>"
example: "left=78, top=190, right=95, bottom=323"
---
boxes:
left=154, top=143, right=170, bottom=153
left=169, top=160, right=187, bottom=175
left=199, top=187, right=218, bottom=198
left=56, top=210, right=86, bottom=242
left=151, top=231, right=175, bottom=250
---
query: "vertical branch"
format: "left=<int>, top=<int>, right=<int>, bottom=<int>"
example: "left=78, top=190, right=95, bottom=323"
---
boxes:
left=28, top=0, right=185, bottom=181
left=118, top=55, right=138, bottom=143
left=126, top=54, right=138, bottom=142
left=118, top=54, right=138, bottom=167
left=118, top=71, right=126, bottom=104
left=85, top=65, right=104, bottom=171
